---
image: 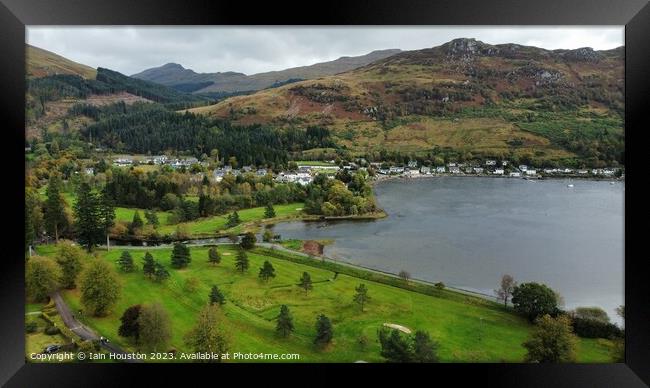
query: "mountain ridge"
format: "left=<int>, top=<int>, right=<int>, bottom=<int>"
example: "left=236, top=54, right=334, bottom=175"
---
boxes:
left=131, top=49, right=402, bottom=93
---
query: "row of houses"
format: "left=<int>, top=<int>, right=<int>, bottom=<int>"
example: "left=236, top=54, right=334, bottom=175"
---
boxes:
left=113, top=156, right=201, bottom=169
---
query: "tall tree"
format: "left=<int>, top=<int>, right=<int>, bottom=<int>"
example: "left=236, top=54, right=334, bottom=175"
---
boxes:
left=378, top=327, right=413, bottom=363
left=240, top=232, right=257, bottom=250
left=55, top=240, right=86, bottom=289
left=74, top=182, right=104, bottom=251
left=258, top=260, right=276, bottom=282
left=412, top=330, right=439, bottom=363
left=138, top=303, right=172, bottom=352
left=495, top=274, right=517, bottom=308
left=142, top=252, right=155, bottom=278
left=276, top=305, right=294, bottom=338
left=79, top=258, right=121, bottom=316
left=144, top=210, right=159, bottom=228
left=299, top=272, right=313, bottom=293
left=117, top=250, right=135, bottom=272
left=209, top=285, right=226, bottom=305
left=26, top=256, right=61, bottom=302
left=129, top=211, right=144, bottom=235
left=234, top=249, right=249, bottom=273
left=44, top=174, right=67, bottom=241
left=512, top=282, right=559, bottom=322
left=523, top=314, right=577, bottom=363
left=153, top=261, right=170, bottom=282
left=225, top=211, right=241, bottom=228
left=353, top=284, right=371, bottom=312
left=264, top=203, right=276, bottom=218
left=118, top=304, right=141, bottom=342
left=207, top=247, right=221, bottom=265
left=170, top=243, right=191, bottom=269
left=98, top=186, right=115, bottom=250
left=184, top=304, right=230, bottom=362
left=314, top=314, right=333, bottom=346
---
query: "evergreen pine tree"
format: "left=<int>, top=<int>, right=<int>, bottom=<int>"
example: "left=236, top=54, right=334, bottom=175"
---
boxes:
left=74, top=182, right=104, bottom=251
left=129, top=211, right=144, bottom=235
left=226, top=211, right=241, bottom=228
left=208, top=247, right=221, bottom=265
left=314, top=314, right=333, bottom=346
left=209, top=285, right=226, bottom=305
left=170, top=243, right=191, bottom=269
left=153, top=261, right=170, bottom=282
left=44, top=174, right=66, bottom=241
left=258, top=260, right=276, bottom=282
left=276, top=305, right=294, bottom=337
left=235, top=249, right=249, bottom=273
left=142, top=252, right=155, bottom=278
left=353, top=284, right=371, bottom=312
left=118, top=250, right=135, bottom=272
left=264, top=203, right=276, bottom=218
left=299, top=272, right=313, bottom=293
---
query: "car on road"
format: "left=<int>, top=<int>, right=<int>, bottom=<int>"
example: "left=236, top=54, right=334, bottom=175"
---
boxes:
left=43, top=344, right=61, bottom=354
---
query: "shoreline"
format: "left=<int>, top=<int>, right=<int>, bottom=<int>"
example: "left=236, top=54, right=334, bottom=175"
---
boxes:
left=370, top=173, right=624, bottom=186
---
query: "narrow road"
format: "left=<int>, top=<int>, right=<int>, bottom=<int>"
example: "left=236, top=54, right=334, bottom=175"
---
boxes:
left=50, top=292, right=140, bottom=363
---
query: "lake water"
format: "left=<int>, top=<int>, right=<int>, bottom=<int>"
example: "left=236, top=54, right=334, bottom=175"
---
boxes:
left=272, top=177, right=625, bottom=324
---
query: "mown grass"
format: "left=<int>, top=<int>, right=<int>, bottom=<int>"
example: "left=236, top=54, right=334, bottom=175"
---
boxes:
left=158, top=203, right=304, bottom=236
left=114, top=207, right=173, bottom=225
left=44, top=245, right=615, bottom=363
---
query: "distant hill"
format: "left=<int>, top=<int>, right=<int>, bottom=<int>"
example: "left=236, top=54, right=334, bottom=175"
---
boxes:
left=131, top=49, right=402, bottom=94
left=189, top=38, right=624, bottom=165
left=26, top=44, right=97, bottom=79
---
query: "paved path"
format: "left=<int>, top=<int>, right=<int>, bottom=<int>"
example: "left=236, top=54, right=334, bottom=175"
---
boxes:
left=51, top=292, right=140, bottom=363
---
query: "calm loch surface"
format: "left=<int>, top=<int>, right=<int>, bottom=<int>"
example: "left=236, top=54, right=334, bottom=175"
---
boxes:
left=273, top=177, right=625, bottom=324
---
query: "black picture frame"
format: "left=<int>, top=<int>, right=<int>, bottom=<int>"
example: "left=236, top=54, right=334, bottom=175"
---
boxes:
left=1, top=0, right=646, bottom=386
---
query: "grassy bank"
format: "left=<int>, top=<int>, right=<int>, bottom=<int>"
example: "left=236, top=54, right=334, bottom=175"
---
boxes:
left=38, top=245, right=614, bottom=363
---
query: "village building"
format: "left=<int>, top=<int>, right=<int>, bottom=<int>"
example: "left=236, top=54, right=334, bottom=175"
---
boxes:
left=526, top=169, right=537, bottom=176
left=420, top=166, right=431, bottom=174
left=449, top=166, right=461, bottom=174
left=473, top=167, right=484, bottom=174
left=493, top=169, right=504, bottom=175
left=518, top=165, right=528, bottom=171
left=407, top=160, right=418, bottom=168
left=436, top=166, right=446, bottom=173
left=485, top=160, right=496, bottom=166
left=510, top=172, right=521, bottom=177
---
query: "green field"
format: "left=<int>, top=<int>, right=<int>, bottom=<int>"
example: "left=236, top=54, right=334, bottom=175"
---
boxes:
left=44, top=245, right=614, bottom=363
left=158, top=203, right=304, bottom=236
left=114, top=207, right=173, bottom=225
left=294, top=161, right=336, bottom=166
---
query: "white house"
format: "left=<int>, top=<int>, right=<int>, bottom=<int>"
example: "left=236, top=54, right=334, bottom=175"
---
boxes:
left=420, top=166, right=431, bottom=174
left=256, top=169, right=268, bottom=176
left=502, top=161, right=509, bottom=166
left=485, top=160, right=496, bottom=166
left=473, top=167, right=484, bottom=174
left=577, top=169, right=588, bottom=174
left=84, top=168, right=94, bottom=176
left=449, top=166, right=461, bottom=174
left=526, top=169, right=537, bottom=176
left=407, top=161, right=418, bottom=168
left=510, top=172, right=521, bottom=177
left=518, top=165, right=528, bottom=171
left=493, top=169, right=504, bottom=175
left=389, top=166, right=405, bottom=174
left=436, top=166, right=446, bottom=173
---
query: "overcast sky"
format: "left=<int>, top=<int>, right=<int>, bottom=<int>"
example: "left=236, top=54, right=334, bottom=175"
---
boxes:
left=26, top=26, right=624, bottom=76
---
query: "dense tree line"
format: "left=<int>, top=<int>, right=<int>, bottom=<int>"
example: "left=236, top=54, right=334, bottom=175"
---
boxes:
left=304, top=173, right=376, bottom=216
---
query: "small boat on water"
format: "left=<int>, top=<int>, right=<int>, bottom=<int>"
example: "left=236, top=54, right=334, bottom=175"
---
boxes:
left=567, top=184, right=574, bottom=188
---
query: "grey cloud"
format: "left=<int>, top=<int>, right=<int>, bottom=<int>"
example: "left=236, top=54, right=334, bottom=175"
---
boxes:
left=26, top=26, right=624, bottom=76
